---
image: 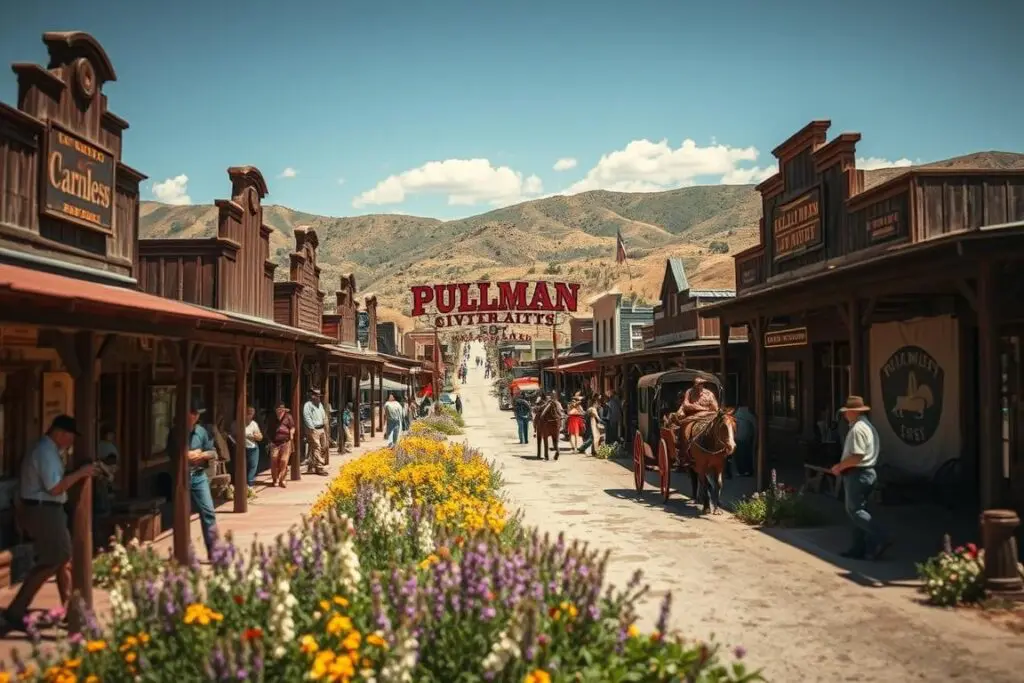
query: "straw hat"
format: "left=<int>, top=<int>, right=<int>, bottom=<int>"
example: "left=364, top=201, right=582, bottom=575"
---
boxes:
left=840, top=395, right=871, bottom=413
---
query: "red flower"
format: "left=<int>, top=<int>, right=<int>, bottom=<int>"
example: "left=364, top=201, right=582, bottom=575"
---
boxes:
left=966, top=543, right=979, bottom=558
left=233, top=595, right=245, bottom=605
left=242, top=627, right=263, bottom=642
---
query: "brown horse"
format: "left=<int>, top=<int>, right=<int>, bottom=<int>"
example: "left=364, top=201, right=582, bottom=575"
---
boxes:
left=534, top=400, right=562, bottom=461
left=683, top=408, right=737, bottom=514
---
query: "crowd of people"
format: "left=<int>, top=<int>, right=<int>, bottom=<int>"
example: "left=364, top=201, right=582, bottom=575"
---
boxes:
left=512, top=388, right=624, bottom=454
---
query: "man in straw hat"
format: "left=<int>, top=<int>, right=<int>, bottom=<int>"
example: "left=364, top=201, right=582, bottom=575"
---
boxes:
left=831, top=396, right=892, bottom=561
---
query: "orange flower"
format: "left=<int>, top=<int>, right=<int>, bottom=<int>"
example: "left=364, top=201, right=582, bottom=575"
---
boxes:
left=243, top=627, right=264, bottom=642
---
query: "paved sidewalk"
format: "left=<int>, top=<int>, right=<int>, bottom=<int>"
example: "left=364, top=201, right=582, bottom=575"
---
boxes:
left=0, top=432, right=386, bottom=664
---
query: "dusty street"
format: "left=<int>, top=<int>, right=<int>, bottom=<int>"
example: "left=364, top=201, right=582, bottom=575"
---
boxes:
left=459, top=361, right=1024, bottom=682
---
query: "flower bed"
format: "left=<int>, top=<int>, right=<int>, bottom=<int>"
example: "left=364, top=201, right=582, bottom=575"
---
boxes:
left=733, top=470, right=822, bottom=528
left=14, top=426, right=761, bottom=682
left=916, top=538, right=985, bottom=607
left=411, top=413, right=464, bottom=436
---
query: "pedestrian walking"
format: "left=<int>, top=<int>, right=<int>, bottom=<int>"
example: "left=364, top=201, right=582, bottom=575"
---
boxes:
left=384, top=393, right=404, bottom=447
left=831, top=396, right=892, bottom=561
left=302, top=389, right=329, bottom=476
left=341, top=403, right=354, bottom=453
left=232, top=405, right=263, bottom=489
left=269, top=402, right=295, bottom=487
left=167, top=402, right=219, bottom=559
left=514, top=393, right=532, bottom=444
left=1, top=415, right=94, bottom=634
left=604, top=390, right=622, bottom=446
left=455, top=393, right=463, bottom=415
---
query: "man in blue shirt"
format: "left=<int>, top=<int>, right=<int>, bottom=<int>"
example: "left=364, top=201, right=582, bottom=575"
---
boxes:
left=167, top=402, right=219, bottom=560
left=513, top=394, right=533, bottom=444
left=2, top=415, right=95, bottom=633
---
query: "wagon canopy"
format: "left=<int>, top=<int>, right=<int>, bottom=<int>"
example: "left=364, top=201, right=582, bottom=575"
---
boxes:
left=636, top=368, right=721, bottom=390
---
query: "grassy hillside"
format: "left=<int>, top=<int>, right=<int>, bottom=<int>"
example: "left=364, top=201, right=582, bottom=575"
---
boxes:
left=139, top=151, right=1024, bottom=323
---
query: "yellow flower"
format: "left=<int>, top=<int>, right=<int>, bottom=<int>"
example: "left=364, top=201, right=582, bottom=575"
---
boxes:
left=138, top=632, right=151, bottom=644
left=300, top=634, right=320, bottom=654
left=183, top=603, right=223, bottom=626
left=0, top=672, right=8, bottom=683
left=627, top=623, right=641, bottom=638
left=525, top=670, right=551, bottom=683
left=559, top=601, right=579, bottom=620
left=86, top=640, right=107, bottom=653
left=85, top=677, right=99, bottom=683
left=326, top=613, right=353, bottom=636
left=342, top=630, right=362, bottom=651
left=331, top=654, right=356, bottom=678
left=124, top=650, right=138, bottom=664
left=365, top=633, right=387, bottom=649
left=63, top=659, right=81, bottom=669
left=319, top=599, right=331, bottom=612
left=332, top=596, right=349, bottom=608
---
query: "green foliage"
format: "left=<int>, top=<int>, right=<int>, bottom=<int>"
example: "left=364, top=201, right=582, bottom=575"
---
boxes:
left=733, top=470, right=822, bottom=527
left=916, top=541, right=985, bottom=606
left=593, top=444, right=616, bottom=460
left=708, top=240, right=730, bottom=254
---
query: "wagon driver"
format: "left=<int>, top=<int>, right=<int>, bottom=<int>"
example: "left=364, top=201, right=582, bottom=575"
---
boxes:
left=682, top=376, right=719, bottom=417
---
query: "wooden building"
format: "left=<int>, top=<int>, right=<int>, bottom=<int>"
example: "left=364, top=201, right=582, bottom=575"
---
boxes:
left=702, top=120, right=1024, bottom=517
left=0, top=31, right=405, bottom=615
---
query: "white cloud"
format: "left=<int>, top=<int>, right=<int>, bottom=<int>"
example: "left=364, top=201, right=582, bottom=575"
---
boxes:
left=152, top=174, right=191, bottom=205
left=857, top=156, right=914, bottom=170
left=337, top=177, right=346, bottom=185
left=553, top=157, right=578, bottom=172
left=561, top=138, right=769, bottom=194
left=352, top=158, right=544, bottom=208
left=278, top=167, right=298, bottom=179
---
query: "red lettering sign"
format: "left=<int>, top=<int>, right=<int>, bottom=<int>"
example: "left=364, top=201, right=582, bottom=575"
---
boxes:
left=410, top=281, right=580, bottom=318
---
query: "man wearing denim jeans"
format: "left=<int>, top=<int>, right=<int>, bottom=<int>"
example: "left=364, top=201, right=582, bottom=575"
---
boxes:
left=383, top=393, right=404, bottom=447
left=167, top=402, right=219, bottom=560
left=831, top=396, right=892, bottom=561
left=513, top=394, right=532, bottom=444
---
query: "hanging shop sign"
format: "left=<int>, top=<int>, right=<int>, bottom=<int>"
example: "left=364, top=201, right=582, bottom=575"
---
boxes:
left=772, top=188, right=822, bottom=261
left=764, top=326, right=808, bottom=348
left=411, top=280, right=581, bottom=328
left=43, top=125, right=115, bottom=231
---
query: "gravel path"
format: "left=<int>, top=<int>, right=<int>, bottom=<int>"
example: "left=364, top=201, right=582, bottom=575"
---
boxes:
left=458, top=358, right=1024, bottom=682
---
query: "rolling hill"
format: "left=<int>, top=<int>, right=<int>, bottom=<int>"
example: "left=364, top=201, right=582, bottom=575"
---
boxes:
left=139, top=151, right=1024, bottom=324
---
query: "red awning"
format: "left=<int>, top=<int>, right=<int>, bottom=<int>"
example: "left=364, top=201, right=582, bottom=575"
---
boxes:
left=553, top=359, right=598, bottom=374
left=0, top=263, right=229, bottom=324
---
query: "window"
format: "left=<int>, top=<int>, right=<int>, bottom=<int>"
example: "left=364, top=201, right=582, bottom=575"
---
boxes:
left=149, top=386, right=175, bottom=458
left=767, top=361, right=799, bottom=425
left=629, top=323, right=644, bottom=350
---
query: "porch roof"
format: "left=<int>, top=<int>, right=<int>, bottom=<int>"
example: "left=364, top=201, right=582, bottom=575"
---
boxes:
left=700, top=220, right=1024, bottom=323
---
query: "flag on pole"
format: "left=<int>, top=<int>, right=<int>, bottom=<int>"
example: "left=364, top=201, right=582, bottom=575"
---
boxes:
left=615, top=228, right=627, bottom=264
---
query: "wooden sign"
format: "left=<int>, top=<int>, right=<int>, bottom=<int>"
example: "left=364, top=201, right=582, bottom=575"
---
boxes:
left=765, top=327, right=808, bottom=348
left=772, top=189, right=822, bottom=260
left=739, top=260, right=760, bottom=287
left=42, top=126, right=115, bottom=232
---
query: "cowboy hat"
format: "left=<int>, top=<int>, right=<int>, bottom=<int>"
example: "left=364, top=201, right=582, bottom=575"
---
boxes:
left=840, top=395, right=871, bottom=413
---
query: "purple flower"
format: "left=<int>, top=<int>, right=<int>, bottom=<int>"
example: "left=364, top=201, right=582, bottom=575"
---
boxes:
left=734, top=645, right=747, bottom=660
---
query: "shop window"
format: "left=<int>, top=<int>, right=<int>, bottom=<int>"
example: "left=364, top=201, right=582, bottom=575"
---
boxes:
left=148, top=384, right=205, bottom=458
left=630, top=323, right=644, bottom=350
left=767, top=361, right=799, bottom=427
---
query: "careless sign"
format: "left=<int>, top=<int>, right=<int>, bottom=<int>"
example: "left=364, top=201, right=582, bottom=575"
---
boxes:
left=411, top=280, right=580, bottom=328
left=43, top=126, right=115, bottom=231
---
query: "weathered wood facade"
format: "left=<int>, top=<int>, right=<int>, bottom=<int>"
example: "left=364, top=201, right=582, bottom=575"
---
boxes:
left=703, top=121, right=1024, bottom=524
left=138, top=167, right=276, bottom=316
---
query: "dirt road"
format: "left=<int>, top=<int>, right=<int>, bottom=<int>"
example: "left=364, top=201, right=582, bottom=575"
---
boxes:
left=459, top=361, right=1024, bottom=682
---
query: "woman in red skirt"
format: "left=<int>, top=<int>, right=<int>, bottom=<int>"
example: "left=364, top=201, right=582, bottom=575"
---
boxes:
left=567, top=394, right=586, bottom=451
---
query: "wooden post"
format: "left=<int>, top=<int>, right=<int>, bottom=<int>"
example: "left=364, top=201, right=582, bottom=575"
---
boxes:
left=752, top=317, right=768, bottom=492
left=173, top=340, right=194, bottom=565
left=719, top=320, right=729, bottom=402
left=290, top=352, right=303, bottom=481
left=232, top=347, right=252, bottom=514
left=320, top=352, right=330, bottom=463
left=978, top=260, right=1001, bottom=509
left=848, top=298, right=863, bottom=396
left=353, top=364, right=362, bottom=447
left=69, top=332, right=99, bottom=624
left=378, top=368, right=385, bottom=431
left=369, top=367, right=377, bottom=438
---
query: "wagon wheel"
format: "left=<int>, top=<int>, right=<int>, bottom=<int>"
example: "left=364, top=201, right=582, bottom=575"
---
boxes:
left=632, top=432, right=645, bottom=494
left=657, top=439, right=671, bottom=502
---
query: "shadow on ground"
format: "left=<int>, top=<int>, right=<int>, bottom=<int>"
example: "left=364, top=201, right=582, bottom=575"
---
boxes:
left=603, top=454, right=977, bottom=587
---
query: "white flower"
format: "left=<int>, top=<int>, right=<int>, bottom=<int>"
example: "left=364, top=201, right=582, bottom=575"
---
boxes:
left=109, top=586, right=137, bottom=620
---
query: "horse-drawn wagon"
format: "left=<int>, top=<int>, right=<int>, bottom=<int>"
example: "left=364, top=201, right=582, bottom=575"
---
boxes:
left=632, top=369, right=722, bottom=502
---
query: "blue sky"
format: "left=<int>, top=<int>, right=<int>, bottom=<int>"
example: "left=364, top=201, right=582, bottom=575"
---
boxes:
left=2, top=0, right=1021, bottom=219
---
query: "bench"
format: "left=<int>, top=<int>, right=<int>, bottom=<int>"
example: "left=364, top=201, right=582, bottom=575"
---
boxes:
left=802, top=464, right=843, bottom=498
left=98, top=497, right=166, bottom=545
